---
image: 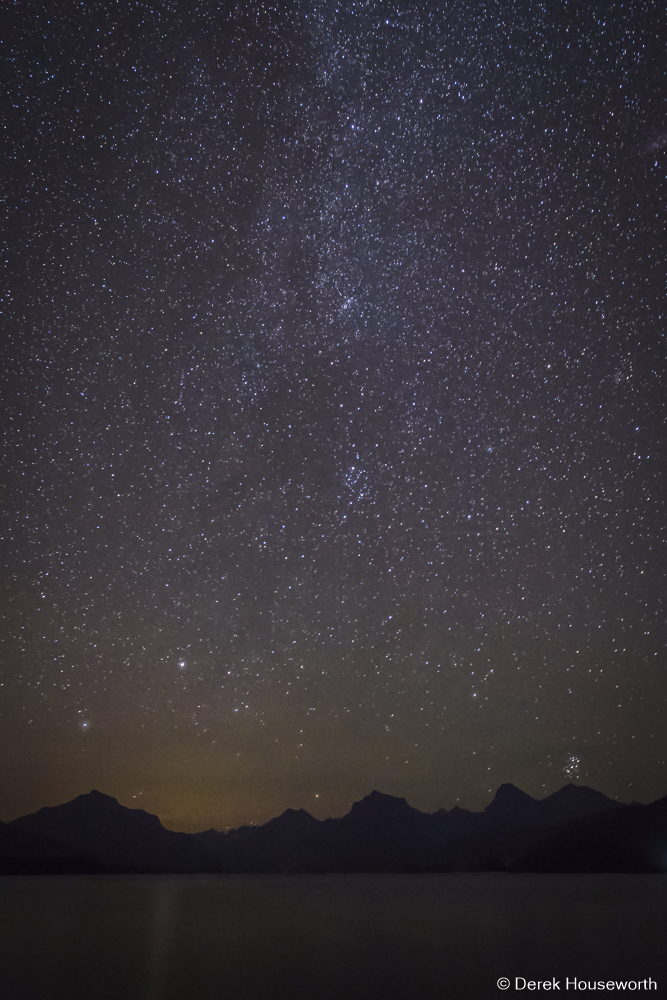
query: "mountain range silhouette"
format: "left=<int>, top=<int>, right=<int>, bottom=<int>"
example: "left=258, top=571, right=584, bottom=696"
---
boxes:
left=2, top=784, right=665, bottom=874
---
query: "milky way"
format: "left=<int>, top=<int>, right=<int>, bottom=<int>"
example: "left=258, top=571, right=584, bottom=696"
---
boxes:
left=2, top=0, right=666, bottom=831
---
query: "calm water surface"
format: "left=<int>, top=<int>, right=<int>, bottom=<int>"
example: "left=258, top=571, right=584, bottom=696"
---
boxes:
left=1, top=874, right=666, bottom=999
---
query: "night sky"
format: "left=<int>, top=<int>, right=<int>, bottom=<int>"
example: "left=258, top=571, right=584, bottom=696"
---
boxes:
left=2, top=0, right=666, bottom=834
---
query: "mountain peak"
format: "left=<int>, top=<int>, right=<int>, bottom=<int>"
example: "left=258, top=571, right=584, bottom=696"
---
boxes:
left=267, top=807, right=318, bottom=828
left=65, top=790, right=133, bottom=815
left=485, top=783, right=536, bottom=814
left=539, top=784, right=623, bottom=821
left=348, top=790, right=416, bottom=819
left=546, top=783, right=610, bottom=801
left=361, top=789, right=409, bottom=805
left=81, top=790, right=120, bottom=805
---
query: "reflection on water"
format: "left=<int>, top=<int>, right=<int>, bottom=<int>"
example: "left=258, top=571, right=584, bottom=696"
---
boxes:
left=1, top=874, right=666, bottom=1000
left=145, top=878, right=179, bottom=1000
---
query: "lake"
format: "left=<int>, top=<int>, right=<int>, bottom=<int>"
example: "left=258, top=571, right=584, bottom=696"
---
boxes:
left=1, top=874, right=666, bottom=999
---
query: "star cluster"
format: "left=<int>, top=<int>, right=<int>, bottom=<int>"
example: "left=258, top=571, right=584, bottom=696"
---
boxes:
left=1, top=0, right=666, bottom=831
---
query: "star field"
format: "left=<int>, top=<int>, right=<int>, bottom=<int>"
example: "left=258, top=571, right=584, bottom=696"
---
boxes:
left=1, top=0, right=666, bottom=832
